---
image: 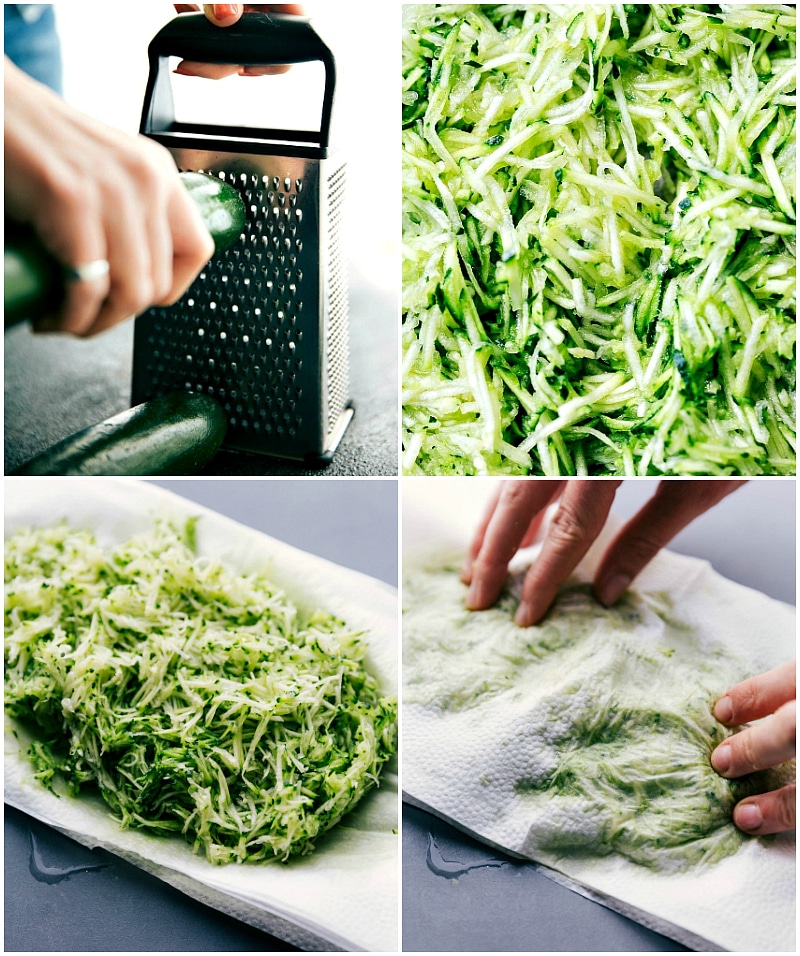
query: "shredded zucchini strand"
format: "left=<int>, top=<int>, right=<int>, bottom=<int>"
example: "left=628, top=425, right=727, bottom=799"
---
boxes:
left=403, top=3, right=796, bottom=475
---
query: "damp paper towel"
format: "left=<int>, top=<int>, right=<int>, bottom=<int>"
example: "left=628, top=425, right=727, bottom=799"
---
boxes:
left=403, top=485, right=795, bottom=953
left=4, top=479, right=398, bottom=953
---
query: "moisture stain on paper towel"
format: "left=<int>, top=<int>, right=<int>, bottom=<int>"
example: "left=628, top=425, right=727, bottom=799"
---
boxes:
left=29, top=831, right=112, bottom=885
left=426, top=832, right=509, bottom=880
left=405, top=564, right=788, bottom=873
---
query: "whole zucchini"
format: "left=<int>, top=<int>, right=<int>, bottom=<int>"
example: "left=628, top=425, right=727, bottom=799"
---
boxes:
left=5, top=171, right=245, bottom=326
left=11, top=392, right=227, bottom=476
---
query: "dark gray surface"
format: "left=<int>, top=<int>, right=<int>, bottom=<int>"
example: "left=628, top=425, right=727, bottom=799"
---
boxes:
left=5, top=480, right=398, bottom=952
left=402, top=805, right=689, bottom=953
left=611, top=479, right=796, bottom=606
left=5, top=806, right=296, bottom=953
left=402, top=477, right=796, bottom=952
left=4, top=260, right=397, bottom=476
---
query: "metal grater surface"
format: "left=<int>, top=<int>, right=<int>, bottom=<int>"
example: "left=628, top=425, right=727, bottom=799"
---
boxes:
left=132, top=149, right=351, bottom=461
left=323, top=163, right=349, bottom=438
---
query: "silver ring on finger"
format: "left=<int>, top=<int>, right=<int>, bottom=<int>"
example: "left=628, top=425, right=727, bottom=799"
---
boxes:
left=63, top=259, right=110, bottom=283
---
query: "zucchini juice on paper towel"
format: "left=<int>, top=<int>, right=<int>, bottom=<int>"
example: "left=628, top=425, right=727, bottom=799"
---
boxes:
left=402, top=4, right=796, bottom=476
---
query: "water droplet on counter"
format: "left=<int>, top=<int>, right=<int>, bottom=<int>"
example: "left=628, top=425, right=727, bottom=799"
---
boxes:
left=29, top=831, right=112, bottom=885
left=425, top=832, right=508, bottom=880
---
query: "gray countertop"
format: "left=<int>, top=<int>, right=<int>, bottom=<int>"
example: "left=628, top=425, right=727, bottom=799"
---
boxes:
left=401, top=478, right=796, bottom=952
left=402, top=805, right=688, bottom=953
left=4, top=479, right=398, bottom=952
left=4, top=260, right=397, bottom=477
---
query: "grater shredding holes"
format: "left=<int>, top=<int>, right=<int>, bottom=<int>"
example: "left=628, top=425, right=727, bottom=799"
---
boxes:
left=138, top=162, right=350, bottom=453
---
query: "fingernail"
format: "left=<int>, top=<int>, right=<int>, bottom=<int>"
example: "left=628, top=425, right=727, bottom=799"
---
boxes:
left=239, top=66, right=262, bottom=76
left=514, top=600, right=533, bottom=627
left=460, top=557, right=473, bottom=584
left=735, top=803, right=763, bottom=831
left=597, top=573, right=631, bottom=607
left=173, top=67, right=193, bottom=75
left=212, top=4, right=240, bottom=22
left=711, top=744, right=731, bottom=774
left=465, top=580, right=484, bottom=610
left=714, top=696, right=733, bottom=724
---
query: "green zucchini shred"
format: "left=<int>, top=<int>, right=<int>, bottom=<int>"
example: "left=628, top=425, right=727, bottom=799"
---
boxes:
left=4, top=521, right=397, bottom=864
left=402, top=4, right=796, bottom=475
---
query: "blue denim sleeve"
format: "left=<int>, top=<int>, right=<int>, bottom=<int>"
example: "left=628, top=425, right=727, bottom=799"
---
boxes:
left=5, top=4, right=63, bottom=94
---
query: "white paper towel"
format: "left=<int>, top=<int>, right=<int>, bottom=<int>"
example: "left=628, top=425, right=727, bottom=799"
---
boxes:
left=402, top=481, right=795, bottom=953
left=5, top=479, right=398, bottom=953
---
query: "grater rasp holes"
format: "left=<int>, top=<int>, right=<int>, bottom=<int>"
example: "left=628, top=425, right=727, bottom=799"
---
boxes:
left=134, top=152, right=346, bottom=457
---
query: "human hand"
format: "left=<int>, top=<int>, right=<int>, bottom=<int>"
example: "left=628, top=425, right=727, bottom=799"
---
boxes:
left=4, top=59, right=214, bottom=336
left=172, top=4, right=303, bottom=77
left=460, top=479, right=746, bottom=626
left=711, top=661, right=796, bottom=834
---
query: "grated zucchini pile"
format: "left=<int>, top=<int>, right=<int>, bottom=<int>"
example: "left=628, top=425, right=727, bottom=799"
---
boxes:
left=4, top=521, right=397, bottom=864
left=403, top=4, right=796, bottom=475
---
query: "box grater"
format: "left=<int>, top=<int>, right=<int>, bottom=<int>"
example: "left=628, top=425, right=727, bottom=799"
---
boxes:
left=133, top=12, right=352, bottom=464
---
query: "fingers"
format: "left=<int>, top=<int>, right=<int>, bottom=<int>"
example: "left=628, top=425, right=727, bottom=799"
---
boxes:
left=176, top=4, right=304, bottom=18
left=714, top=660, right=796, bottom=725
left=146, top=179, right=176, bottom=307
left=175, top=6, right=300, bottom=76
left=33, top=182, right=111, bottom=335
left=239, top=64, right=291, bottom=76
left=519, top=508, right=548, bottom=550
left=76, top=141, right=196, bottom=336
left=461, top=483, right=553, bottom=584
left=174, top=59, right=290, bottom=78
left=516, top=481, right=621, bottom=626
left=174, top=3, right=241, bottom=71
left=247, top=4, right=305, bottom=12
left=733, top=783, right=796, bottom=835
left=711, top=662, right=795, bottom=835
left=464, top=481, right=563, bottom=611
left=202, top=4, right=244, bottom=25
left=162, top=176, right=215, bottom=305
left=711, top=699, right=796, bottom=778
left=174, top=61, right=241, bottom=79
left=91, top=142, right=211, bottom=332
left=593, top=480, right=746, bottom=607
left=91, top=183, right=151, bottom=332
left=5, top=62, right=213, bottom=336
left=91, top=140, right=210, bottom=333
left=460, top=485, right=503, bottom=585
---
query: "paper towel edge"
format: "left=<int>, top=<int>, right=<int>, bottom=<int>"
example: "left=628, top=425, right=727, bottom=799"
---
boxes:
left=4, top=480, right=399, bottom=952
left=403, top=792, right=733, bottom=953
left=5, top=791, right=370, bottom=952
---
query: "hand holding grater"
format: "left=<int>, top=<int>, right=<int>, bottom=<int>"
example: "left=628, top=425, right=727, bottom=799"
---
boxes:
left=133, top=12, right=352, bottom=465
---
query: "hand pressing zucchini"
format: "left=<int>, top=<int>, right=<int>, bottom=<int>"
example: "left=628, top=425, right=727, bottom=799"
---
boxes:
left=4, top=171, right=246, bottom=327
left=10, top=391, right=227, bottom=476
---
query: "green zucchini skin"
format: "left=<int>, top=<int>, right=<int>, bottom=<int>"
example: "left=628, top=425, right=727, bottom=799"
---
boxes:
left=4, top=236, right=59, bottom=326
left=179, top=171, right=246, bottom=254
left=11, top=392, right=227, bottom=476
left=5, top=171, right=245, bottom=326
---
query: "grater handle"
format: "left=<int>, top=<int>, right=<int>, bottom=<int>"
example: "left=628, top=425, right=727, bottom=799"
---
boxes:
left=141, top=12, right=335, bottom=148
